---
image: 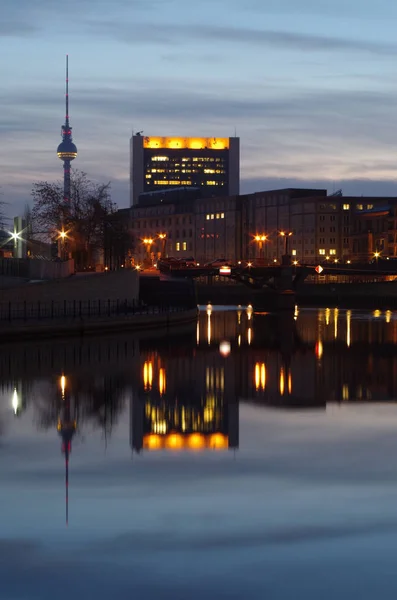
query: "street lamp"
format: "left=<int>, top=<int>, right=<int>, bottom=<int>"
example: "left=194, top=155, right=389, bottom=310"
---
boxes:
left=57, top=229, right=68, bottom=260
left=253, top=234, right=268, bottom=260
left=279, top=231, right=293, bottom=255
left=142, top=237, right=154, bottom=264
left=157, top=233, right=167, bottom=258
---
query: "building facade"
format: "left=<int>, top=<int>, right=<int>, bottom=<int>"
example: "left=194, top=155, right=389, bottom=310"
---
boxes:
left=122, top=187, right=397, bottom=266
left=130, top=134, right=240, bottom=206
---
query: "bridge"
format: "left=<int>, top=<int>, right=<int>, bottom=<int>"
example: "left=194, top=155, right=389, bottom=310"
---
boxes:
left=159, top=259, right=397, bottom=290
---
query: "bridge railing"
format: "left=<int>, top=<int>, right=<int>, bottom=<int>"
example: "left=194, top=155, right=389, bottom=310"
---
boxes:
left=0, top=299, right=189, bottom=323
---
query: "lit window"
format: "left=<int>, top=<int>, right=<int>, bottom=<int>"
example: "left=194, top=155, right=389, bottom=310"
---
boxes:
left=329, top=249, right=336, bottom=255
left=221, top=213, right=225, bottom=218
left=292, top=249, right=297, bottom=256
left=211, top=214, right=214, bottom=219
left=319, top=249, right=326, bottom=255
left=182, top=242, right=187, bottom=251
left=176, top=242, right=180, bottom=251
left=357, top=204, right=363, bottom=210
left=206, top=214, right=210, bottom=220
left=151, top=156, right=168, bottom=161
left=367, top=204, right=374, bottom=210
left=216, top=213, right=220, bottom=219
left=343, top=204, right=350, bottom=210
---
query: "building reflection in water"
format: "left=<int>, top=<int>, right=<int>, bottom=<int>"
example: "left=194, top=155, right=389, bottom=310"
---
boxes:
left=131, top=346, right=239, bottom=452
left=4, top=306, right=397, bottom=459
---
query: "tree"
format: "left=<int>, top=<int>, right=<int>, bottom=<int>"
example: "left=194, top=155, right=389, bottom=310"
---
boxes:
left=31, top=170, right=117, bottom=270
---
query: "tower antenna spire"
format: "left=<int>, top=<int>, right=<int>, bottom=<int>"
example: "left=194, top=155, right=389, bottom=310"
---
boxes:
left=57, top=54, right=77, bottom=208
left=65, top=54, right=69, bottom=127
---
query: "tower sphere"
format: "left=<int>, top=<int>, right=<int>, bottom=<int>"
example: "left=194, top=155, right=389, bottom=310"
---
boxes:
left=57, top=139, right=77, bottom=161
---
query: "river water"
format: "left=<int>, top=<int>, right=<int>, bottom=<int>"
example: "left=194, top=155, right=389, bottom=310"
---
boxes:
left=1, top=306, right=397, bottom=599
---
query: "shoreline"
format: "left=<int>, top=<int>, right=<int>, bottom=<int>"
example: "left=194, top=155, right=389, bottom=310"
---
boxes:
left=0, top=307, right=198, bottom=342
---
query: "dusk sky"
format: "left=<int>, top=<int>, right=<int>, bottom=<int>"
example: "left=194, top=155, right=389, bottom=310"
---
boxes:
left=3, top=0, right=397, bottom=220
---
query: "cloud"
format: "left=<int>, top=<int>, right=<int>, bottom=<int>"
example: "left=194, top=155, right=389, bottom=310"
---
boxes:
left=85, top=21, right=397, bottom=56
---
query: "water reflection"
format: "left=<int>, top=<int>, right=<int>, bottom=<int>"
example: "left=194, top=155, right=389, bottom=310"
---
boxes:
left=3, top=307, right=397, bottom=439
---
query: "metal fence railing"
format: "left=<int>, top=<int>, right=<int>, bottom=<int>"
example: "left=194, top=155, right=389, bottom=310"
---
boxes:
left=0, top=299, right=190, bottom=323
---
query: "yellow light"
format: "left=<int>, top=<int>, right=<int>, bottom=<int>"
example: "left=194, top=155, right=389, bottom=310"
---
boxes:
left=254, top=234, right=267, bottom=242
left=279, top=367, right=285, bottom=396
left=158, top=233, right=167, bottom=239
left=143, top=136, right=230, bottom=150
left=316, top=340, right=323, bottom=359
left=143, top=361, right=153, bottom=391
left=325, top=308, right=331, bottom=326
left=142, top=238, right=154, bottom=245
left=206, top=303, right=212, bottom=316
left=143, top=434, right=163, bottom=450
left=293, top=260, right=298, bottom=266
left=386, top=310, right=392, bottom=323
left=255, top=363, right=260, bottom=391
left=247, top=327, right=252, bottom=345
left=288, top=371, right=292, bottom=395
left=188, top=434, right=206, bottom=450
left=334, top=308, right=339, bottom=339
left=60, top=375, right=66, bottom=398
left=374, top=251, right=380, bottom=258
left=247, top=262, right=252, bottom=267
left=209, top=434, right=228, bottom=449
left=159, top=368, right=166, bottom=396
left=165, top=434, right=184, bottom=450
left=204, top=406, right=214, bottom=423
left=247, top=305, right=253, bottom=320
left=347, top=260, right=351, bottom=264
left=373, top=309, right=381, bottom=318
left=135, top=265, right=142, bottom=271
left=255, top=363, right=266, bottom=391
left=346, top=309, right=351, bottom=347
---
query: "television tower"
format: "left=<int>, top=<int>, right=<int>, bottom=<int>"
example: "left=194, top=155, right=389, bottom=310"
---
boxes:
left=57, top=55, right=77, bottom=203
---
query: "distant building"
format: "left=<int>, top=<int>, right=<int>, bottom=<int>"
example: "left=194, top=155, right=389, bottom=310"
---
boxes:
left=121, top=186, right=397, bottom=265
left=130, top=134, right=240, bottom=206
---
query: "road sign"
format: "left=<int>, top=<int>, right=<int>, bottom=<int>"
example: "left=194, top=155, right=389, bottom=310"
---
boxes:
left=315, top=265, right=324, bottom=274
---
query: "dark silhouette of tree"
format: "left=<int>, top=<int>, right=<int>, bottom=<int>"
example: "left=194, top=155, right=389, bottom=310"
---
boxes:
left=31, top=170, right=117, bottom=270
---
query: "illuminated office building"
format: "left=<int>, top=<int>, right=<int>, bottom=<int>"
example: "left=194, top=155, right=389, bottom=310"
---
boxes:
left=130, top=134, right=240, bottom=206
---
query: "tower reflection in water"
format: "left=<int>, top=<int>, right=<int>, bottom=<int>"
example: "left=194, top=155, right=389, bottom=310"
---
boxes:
left=57, top=375, right=77, bottom=526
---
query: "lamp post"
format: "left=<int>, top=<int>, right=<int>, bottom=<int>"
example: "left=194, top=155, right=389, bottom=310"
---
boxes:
left=254, top=234, right=267, bottom=262
left=57, top=229, right=67, bottom=261
left=142, top=237, right=154, bottom=265
left=279, top=231, right=293, bottom=264
left=158, top=233, right=167, bottom=259
left=374, top=251, right=380, bottom=269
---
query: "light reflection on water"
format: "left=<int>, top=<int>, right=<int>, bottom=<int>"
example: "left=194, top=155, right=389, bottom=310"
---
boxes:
left=2, top=308, right=397, bottom=598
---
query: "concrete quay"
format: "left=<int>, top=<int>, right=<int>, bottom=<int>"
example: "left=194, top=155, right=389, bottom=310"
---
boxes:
left=0, top=307, right=198, bottom=342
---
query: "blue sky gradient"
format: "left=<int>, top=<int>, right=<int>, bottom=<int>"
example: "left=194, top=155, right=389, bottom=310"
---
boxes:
left=3, top=0, right=397, bottom=219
